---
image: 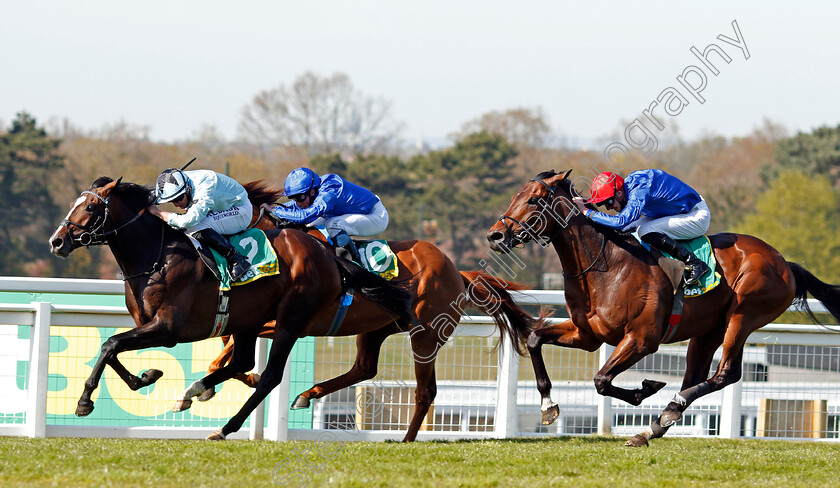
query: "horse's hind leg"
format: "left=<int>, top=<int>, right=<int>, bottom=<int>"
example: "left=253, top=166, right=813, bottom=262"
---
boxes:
left=291, top=326, right=396, bottom=410
left=403, top=332, right=444, bottom=442
left=626, top=329, right=724, bottom=447
left=107, top=357, right=164, bottom=391
left=527, top=319, right=601, bottom=425
left=173, top=331, right=259, bottom=412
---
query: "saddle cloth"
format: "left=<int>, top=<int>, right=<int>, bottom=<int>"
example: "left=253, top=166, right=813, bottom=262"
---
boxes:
left=314, top=226, right=399, bottom=280
left=191, top=228, right=280, bottom=291
left=635, top=234, right=721, bottom=298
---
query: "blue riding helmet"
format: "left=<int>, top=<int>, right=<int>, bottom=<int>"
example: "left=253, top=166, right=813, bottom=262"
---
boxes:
left=284, top=167, right=321, bottom=197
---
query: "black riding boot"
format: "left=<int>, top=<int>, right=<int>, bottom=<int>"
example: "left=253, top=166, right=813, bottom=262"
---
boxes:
left=333, top=230, right=361, bottom=263
left=641, top=232, right=710, bottom=286
left=192, top=228, right=251, bottom=281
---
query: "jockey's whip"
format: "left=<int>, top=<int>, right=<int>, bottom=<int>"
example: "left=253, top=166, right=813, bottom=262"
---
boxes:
left=180, top=157, right=197, bottom=171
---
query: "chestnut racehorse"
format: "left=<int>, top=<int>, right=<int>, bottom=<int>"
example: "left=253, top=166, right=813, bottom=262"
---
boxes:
left=487, top=169, right=840, bottom=446
left=203, top=211, right=543, bottom=442
left=49, top=177, right=416, bottom=440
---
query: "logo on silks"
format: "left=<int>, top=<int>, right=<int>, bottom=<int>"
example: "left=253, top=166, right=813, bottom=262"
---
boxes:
left=357, top=240, right=399, bottom=280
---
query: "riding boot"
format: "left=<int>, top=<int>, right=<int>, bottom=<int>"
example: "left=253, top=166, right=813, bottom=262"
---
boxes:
left=333, top=230, right=361, bottom=263
left=641, top=232, right=710, bottom=286
left=191, top=228, right=251, bottom=281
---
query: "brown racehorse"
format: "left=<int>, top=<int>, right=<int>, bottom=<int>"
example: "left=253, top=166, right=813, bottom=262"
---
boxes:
left=202, top=207, right=543, bottom=442
left=486, top=169, right=840, bottom=446
left=48, top=177, right=417, bottom=441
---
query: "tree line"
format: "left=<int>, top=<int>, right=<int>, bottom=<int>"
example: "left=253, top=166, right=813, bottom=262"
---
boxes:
left=3, top=72, right=840, bottom=286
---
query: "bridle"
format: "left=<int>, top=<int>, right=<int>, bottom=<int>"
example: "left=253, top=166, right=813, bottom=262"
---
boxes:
left=497, top=175, right=606, bottom=279
left=60, top=188, right=165, bottom=279
left=60, top=190, right=147, bottom=246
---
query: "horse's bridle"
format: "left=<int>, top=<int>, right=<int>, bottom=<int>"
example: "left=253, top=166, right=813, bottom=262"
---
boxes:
left=60, top=190, right=146, bottom=247
left=61, top=189, right=165, bottom=279
left=497, top=177, right=557, bottom=247
left=497, top=175, right=606, bottom=279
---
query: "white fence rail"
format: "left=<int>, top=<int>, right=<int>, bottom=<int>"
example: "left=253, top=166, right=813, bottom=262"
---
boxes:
left=1, top=277, right=839, bottom=442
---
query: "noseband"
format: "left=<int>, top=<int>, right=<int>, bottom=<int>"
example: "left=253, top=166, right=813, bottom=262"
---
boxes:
left=61, top=190, right=146, bottom=246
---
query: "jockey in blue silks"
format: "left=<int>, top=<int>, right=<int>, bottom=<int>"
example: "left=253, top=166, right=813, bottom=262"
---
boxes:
left=148, top=168, right=252, bottom=281
left=572, top=169, right=711, bottom=286
left=268, top=167, right=389, bottom=262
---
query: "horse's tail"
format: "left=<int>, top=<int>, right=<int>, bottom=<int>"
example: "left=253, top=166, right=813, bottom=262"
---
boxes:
left=460, top=271, right=544, bottom=356
left=332, top=255, right=418, bottom=326
left=788, top=262, right=840, bottom=325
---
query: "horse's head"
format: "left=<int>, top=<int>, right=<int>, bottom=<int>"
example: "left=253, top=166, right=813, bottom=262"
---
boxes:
left=487, top=169, right=581, bottom=253
left=49, top=177, right=153, bottom=257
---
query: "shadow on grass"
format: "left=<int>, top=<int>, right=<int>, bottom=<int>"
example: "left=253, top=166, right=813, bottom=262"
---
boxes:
left=384, top=435, right=626, bottom=445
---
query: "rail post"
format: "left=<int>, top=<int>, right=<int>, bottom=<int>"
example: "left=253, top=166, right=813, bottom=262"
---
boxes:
left=26, top=302, right=51, bottom=438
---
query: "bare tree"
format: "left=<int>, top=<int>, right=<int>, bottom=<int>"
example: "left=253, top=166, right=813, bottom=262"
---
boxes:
left=238, top=71, right=403, bottom=156
left=455, top=107, right=553, bottom=149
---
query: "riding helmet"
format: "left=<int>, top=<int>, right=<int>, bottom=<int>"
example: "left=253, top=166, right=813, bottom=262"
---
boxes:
left=155, top=168, right=192, bottom=204
left=284, top=167, right=321, bottom=197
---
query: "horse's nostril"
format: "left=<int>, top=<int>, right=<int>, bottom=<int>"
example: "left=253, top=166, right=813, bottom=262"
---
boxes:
left=51, top=237, right=63, bottom=249
left=487, top=231, right=504, bottom=243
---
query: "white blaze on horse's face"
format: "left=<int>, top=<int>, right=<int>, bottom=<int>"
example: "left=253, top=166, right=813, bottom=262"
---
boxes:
left=49, top=195, right=87, bottom=251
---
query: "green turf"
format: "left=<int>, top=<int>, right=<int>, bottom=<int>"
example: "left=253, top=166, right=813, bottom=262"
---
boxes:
left=2, top=436, right=839, bottom=487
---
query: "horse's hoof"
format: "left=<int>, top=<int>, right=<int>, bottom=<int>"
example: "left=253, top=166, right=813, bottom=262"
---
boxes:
left=172, top=399, right=192, bottom=412
left=75, top=401, right=94, bottom=417
left=660, top=410, right=682, bottom=428
left=625, top=434, right=649, bottom=447
left=291, top=394, right=311, bottom=410
left=206, top=430, right=226, bottom=441
left=197, top=387, right=216, bottom=403
left=642, top=379, right=667, bottom=394
left=142, top=369, right=164, bottom=385
left=541, top=403, right=559, bottom=425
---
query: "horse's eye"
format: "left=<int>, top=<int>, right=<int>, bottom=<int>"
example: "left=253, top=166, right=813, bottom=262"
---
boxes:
left=527, top=197, right=540, bottom=205
left=85, top=204, right=97, bottom=213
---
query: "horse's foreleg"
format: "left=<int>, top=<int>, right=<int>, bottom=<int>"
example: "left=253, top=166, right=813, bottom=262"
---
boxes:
left=76, top=323, right=171, bottom=417
left=593, top=333, right=662, bottom=406
left=107, top=357, right=164, bottom=391
left=292, top=327, right=395, bottom=410
left=626, top=330, right=724, bottom=447
left=210, top=325, right=299, bottom=440
left=526, top=319, right=600, bottom=425
left=174, top=331, right=259, bottom=412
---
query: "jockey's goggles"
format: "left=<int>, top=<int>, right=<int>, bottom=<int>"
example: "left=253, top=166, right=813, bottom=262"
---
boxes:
left=290, top=194, right=308, bottom=202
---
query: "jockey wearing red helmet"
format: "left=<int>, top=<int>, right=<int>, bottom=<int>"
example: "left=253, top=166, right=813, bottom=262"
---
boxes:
left=573, top=169, right=711, bottom=286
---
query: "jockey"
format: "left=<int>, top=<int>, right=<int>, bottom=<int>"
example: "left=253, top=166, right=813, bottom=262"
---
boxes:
left=573, top=169, right=711, bottom=286
left=268, top=167, right=389, bottom=262
left=148, top=168, right=252, bottom=281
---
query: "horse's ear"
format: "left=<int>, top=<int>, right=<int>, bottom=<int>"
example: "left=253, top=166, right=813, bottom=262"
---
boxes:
left=101, top=178, right=120, bottom=195
left=561, top=169, right=573, bottom=179
left=116, top=177, right=123, bottom=185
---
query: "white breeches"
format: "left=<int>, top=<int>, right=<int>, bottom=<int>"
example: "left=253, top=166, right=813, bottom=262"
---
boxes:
left=635, top=198, right=710, bottom=240
left=187, top=201, right=253, bottom=235
left=311, top=200, right=389, bottom=237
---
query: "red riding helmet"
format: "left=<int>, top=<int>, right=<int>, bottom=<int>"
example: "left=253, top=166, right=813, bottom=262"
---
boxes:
left=586, top=172, right=625, bottom=204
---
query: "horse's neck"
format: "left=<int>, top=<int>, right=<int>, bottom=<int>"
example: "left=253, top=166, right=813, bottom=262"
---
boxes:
left=551, top=218, right=607, bottom=277
left=107, top=212, right=177, bottom=280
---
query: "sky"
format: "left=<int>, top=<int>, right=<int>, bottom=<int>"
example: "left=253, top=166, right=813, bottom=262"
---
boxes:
left=3, top=1, right=839, bottom=147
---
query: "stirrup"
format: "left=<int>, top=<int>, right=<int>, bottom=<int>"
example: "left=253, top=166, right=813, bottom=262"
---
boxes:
left=683, top=262, right=710, bottom=286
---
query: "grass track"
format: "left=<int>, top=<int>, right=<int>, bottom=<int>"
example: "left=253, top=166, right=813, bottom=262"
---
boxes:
left=2, top=436, right=839, bottom=487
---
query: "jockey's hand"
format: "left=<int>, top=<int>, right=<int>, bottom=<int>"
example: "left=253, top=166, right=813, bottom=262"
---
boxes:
left=572, top=197, right=589, bottom=216
left=147, top=205, right=170, bottom=222
left=262, top=204, right=294, bottom=228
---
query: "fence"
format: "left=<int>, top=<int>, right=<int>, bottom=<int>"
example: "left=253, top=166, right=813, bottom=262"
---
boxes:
left=2, top=277, right=840, bottom=442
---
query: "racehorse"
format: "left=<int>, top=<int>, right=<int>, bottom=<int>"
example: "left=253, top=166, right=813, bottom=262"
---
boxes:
left=48, top=176, right=417, bottom=441
left=486, top=169, right=840, bottom=447
left=201, top=209, right=543, bottom=442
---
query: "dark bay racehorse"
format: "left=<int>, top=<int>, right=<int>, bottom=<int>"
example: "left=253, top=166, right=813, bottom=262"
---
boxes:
left=48, top=177, right=416, bottom=440
left=487, top=169, right=840, bottom=446
left=202, top=211, right=543, bottom=442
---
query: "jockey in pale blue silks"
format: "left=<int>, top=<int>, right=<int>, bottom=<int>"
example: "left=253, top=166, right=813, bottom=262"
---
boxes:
left=148, top=168, right=252, bottom=280
left=268, top=167, right=389, bottom=262
left=572, top=169, right=711, bottom=286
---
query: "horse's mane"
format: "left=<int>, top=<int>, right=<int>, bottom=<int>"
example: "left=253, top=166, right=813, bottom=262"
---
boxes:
left=92, top=176, right=156, bottom=211
left=244, top=180, right=283, bottom=207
